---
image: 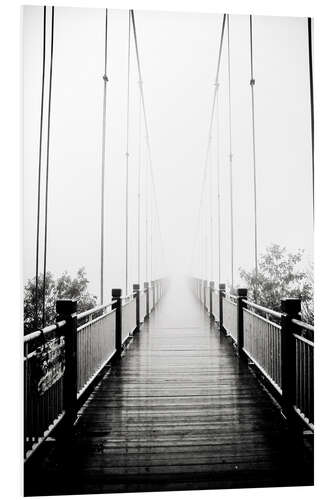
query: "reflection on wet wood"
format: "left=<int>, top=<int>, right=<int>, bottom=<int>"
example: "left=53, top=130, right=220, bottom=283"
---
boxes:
left=25, top=280, right=313, bottom=496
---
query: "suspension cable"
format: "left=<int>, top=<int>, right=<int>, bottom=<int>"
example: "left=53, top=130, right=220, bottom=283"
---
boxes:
left=137, top=84, right=142, bottom=286
left=190, top=14, right=226, bottom=277
left=131, top=10, right=166, bottom=281
left=209, top=143, right=214, bottom=281
left=249, top=15, right=258, bottom=299
left=145, top=144, right=149, bottom=282
left=35, top=6, right=46, bottom=329
left=125, top=10, right=131, bottom=295
left=216, top=86, right=222, bottom=285
left=307, top=17, right=314, bottom=218
left=42, top=6, right=54, bottom=327
left=227, top=14, right=235, bottom=290
left=150, top=191, right=153, bottom=281
left=100, top=8, right=109, bottom=305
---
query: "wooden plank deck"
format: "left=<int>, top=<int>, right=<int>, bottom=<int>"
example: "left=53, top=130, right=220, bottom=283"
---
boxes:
left=25, top=278, right=313, bottom=496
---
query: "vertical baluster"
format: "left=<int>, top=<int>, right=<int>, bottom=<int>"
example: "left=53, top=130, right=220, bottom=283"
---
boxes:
left=280, top=298, right=301, bottom=423
left=295, top=339, right=299, bottom=409
left=305, top=342, right=309, bottom=417
left=56, top=299, right=78, bottom=432
left=309, top=346, right=314, bottom=423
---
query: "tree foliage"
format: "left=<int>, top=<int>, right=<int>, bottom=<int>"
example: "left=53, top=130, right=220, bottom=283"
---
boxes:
left=24, top=267, right=97, bottom=335
left=239, top=244, right=313, bottom=324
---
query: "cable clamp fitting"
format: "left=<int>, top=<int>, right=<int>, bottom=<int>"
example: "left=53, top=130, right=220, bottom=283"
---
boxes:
left=250, top=78, right=255, bottom=86
left=103, top=74, right=109, bottom=82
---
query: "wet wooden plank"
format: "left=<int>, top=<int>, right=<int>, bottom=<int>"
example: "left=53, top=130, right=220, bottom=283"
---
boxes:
left=25, top=279, right=313, bottom=496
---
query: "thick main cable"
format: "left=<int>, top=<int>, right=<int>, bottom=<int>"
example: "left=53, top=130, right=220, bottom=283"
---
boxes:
left=190, top=14, right=226, bottom=276
left=249, top=15, right=258, bottom=299
left=227, top=14, right=235, bottom=290
left=216, top=87, right=222, bottom=285
left=125, top=10, right=131, bottom=295
left=307, top=17, right=314, bottom=218
left=131, top=10, right=166, bottom=280
left=35, top=6, right=46, bottom=329
left=137, top=86, right=142, bottom=285
left=42, top=6, right=54, bottom=327
left=100, top=8, right=109, bottom=304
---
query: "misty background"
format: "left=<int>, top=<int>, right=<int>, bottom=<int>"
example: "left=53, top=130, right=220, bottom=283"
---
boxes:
left=23, top=6, right=313, bottom=300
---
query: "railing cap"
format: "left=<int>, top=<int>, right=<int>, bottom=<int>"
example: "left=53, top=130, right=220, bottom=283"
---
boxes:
left=281, top=298, right=301, bottom=316
left=237, top=288, right=248, bottom=297
left=133, top=284, right=140, bottom=291
left=56, top=299, right=77, bottom=315
left=112, top=288, right=122, bottom=298
left=209, top=280, right=215, bottom=287
left=219, top=283, right=226, bottom=290
left=143, top=281, right=149, bottom=288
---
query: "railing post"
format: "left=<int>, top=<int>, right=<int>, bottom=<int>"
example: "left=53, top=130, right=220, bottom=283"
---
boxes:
left=133, top=284, right=140, bottom=331
left=144, top=281, right=149, bottom=318
left=209, top=281, right=214, bottom=318
left=203, top=280, right=208, bottom=310
left=236, top=288, right=247, bottom=356
left=56, top=299, right=78, bottom=432
left=112, top=288, right=122, bottom=355
left=219, top=283, right=226, bottom=333
left=281, top=298, right=301, bottom=423
left=151, top=280, right=156, bottom=310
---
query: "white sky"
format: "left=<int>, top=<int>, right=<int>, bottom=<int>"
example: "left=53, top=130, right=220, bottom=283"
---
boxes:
left=23, top=6, right=313, bottom=298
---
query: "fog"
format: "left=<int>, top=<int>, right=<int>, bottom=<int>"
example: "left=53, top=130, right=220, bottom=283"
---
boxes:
left=23, top=6, right=313, bottom=299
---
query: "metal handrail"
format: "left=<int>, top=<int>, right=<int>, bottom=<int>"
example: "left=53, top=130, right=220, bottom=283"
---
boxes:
left=243, top=300, right=282, bottom=319
left=77, top=301, right=116, bottom=320
left=291, top=318, right=314, bottom=332
left=24, top=320, right=67, bottom=344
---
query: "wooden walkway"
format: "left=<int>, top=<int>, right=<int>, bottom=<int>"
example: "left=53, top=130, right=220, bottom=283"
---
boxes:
left=25, top=278, right=313, bottom=496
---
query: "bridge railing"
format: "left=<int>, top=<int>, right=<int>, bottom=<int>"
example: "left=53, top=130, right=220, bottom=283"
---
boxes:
left=243, top=301, right=282, bottom=394
left=24, top=321, right=67, bottom=462
left=191, top=277, right=314, bottom=432
left=292, top=319, right=314, bottom=429
left=76, top=301, right=116, bottom=398
left=24, top=278, right=166, bottom=462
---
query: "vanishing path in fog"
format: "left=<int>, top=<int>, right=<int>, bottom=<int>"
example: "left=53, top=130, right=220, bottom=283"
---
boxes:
left=25, top=277, right=312, bottom=495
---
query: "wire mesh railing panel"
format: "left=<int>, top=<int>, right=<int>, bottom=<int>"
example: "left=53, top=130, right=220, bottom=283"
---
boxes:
left=122, top=297, right=136, bottom=344
left=77, top=309, right=116, bottom=396
left=140, top=291, right=146, bottom=322
left=148, top=287, right=153, bottom=312
left=24, top=323, right=66, bottom=460
left=212, top=290, right=220, bottom=321
left=294, top=332, right=314, bottom=429
left=243, top=309, right=282, bottom=391
left=222, top=297, right=237, bottom=342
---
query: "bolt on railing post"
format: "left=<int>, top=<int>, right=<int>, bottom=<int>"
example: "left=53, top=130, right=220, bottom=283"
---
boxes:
left=144, top=281, right=149, bottom=318
left=56, top=299, right=78, bottom=433
left=236, top=288, right=248, bottom=356
left=133, top=284, right=140, bottom=332
left=112, top=288, right=122, bottom=356
left=219, top=283, right=226, bottom=333
left=209, top=281, right=214, bottom=318
left=281, top=298, right=301, bottom=423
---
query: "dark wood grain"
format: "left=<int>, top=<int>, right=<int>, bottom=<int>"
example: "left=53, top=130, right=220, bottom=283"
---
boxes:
left=25, top=279, right=313, bottom=496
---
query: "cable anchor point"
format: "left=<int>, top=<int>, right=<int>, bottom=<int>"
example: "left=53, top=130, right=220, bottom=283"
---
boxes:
left=250, top=78, right=255, bottom=86
left=103, top=74, right=109, bottom=82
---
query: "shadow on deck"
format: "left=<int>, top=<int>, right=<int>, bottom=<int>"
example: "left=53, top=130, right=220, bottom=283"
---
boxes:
left=25, top=277, right=313, bottom=496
